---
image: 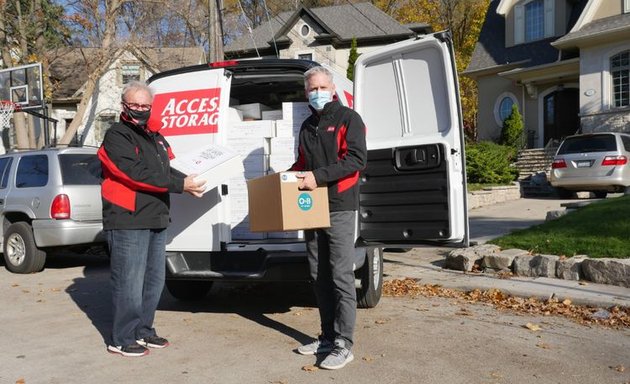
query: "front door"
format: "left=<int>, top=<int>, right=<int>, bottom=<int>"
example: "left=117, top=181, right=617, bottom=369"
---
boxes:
left=544, top=88, right=579, bottom=146
left=353, top=32, right=469, bottom=248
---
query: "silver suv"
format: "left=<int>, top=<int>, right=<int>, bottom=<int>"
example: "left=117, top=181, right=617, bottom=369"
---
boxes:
left=0, top=147, right=104, bottom=273
left=550, top=132, right=630, bottom=198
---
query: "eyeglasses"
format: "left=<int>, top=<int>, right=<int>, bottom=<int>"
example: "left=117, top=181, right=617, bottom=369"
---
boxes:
left=122, top=102, right=152, bottom=111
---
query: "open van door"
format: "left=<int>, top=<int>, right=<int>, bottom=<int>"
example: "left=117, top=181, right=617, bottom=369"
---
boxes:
left=354, top=32, right=469, bottom=248
left=147, top=67, right=235, bottom=252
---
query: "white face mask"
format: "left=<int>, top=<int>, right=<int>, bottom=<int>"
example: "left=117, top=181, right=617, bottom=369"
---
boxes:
left=308, top=90, right=333, bottom=110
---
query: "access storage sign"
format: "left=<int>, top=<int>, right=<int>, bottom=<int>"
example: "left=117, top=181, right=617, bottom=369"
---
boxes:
left=148, top=88, right=221, bottom=136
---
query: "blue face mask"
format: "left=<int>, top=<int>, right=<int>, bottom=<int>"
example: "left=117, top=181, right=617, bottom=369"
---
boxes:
left=308, top=90, right=333, bottom=110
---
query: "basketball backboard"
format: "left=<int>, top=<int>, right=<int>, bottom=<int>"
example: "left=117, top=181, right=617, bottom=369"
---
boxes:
left=0, top=63, right=44, bottom=110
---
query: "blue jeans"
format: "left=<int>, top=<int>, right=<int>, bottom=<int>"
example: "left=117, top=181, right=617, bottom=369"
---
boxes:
left=107, top=228, right=166, bottom=346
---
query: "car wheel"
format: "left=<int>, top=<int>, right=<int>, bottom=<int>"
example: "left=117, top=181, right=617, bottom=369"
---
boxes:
left=593, top=191, right=607, bottom=199
left=356, top=247, right=383, bottom=309
left=555, top=188, right=575, bottom=199
left=165, top=280, right=213, bottom=300
left=3, top=222, right=46, bottom=274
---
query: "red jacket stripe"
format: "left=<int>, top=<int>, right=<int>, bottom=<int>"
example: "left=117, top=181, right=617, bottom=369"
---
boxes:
left=98, top=146, right=169, bottom=194
left=336, top=124, right=359, bottom=193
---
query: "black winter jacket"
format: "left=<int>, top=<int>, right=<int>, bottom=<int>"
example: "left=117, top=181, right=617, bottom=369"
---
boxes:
left=98, top=120, right=185, bottom=230
left=290, top=100, right=367, bottom=212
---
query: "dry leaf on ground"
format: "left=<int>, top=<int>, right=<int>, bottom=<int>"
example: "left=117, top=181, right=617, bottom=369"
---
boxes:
left=524, top=322, right=542, bottom=331
left=301, top=365, right=318, bottom=372
left=382, top=278, right=630, bottom=328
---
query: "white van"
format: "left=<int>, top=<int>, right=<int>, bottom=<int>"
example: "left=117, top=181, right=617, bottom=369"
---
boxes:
left=147, top=31, right=469, bottom=308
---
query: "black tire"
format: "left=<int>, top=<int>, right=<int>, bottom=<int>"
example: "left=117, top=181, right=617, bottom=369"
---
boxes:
left=166, top=280, right=213, bottom=300
left=356, top=247, right=383, bottom=308
left=3, top=222, right=46, bottom=274
left=555, top=188, right=575, bottom=199
left=593, top=191, right=607, bottom=199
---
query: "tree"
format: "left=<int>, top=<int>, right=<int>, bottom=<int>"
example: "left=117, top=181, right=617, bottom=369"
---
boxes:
left=392, top=0, right=490, bottom=140
left=346, top=37, right=359, bottom=81
left=500, top=104, right=524, bottom=149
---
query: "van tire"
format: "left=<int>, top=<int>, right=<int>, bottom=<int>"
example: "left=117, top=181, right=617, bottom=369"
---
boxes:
left=593, top=191, right=607, bottom=199
left=356, top=247, right=383, bottom=308
left=3, top=222, right=46, bottom=274
left=166, top=280, right=213, bottom=300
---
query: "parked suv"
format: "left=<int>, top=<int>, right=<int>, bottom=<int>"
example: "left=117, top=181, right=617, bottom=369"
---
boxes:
left=0, top=147, right=104, bottom=273
left=550, top=132, right=630, bottom=198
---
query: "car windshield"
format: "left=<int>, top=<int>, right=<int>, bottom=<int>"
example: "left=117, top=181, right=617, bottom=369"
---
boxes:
left=59, top=154, right=102, bottom=185
left=557, top=135, right=617, bottom=155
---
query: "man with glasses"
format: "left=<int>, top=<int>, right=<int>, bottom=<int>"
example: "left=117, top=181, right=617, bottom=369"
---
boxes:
left=98, top=81, right=206, bottom=357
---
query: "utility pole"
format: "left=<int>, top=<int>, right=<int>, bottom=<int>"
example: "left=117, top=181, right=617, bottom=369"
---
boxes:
left=208, top=0, right=224, bottom=62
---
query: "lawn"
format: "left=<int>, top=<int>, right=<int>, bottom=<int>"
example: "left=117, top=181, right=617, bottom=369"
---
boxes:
left=488, top=195, right=630, bottom=258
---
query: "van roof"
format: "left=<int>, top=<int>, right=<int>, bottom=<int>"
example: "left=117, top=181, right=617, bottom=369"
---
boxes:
left=148, top=59, right=321, bottom=84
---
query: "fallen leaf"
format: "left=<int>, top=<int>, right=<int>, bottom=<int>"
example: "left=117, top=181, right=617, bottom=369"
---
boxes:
left=524, top=323, right=542, bottom=331
left=375, top=319, right=388, bottom=325
left=293, top=312, right=303, bottom=316
left=16, top=379, right=25, bottom=384
left=578, top=281, right=588, bottom=286
left=22, top=290, right=30, bottom=294
left=536, top=343, right=551, bottom=349
left=11, top=284, right=19, bottom=287
left=612, top=365, right=625, bottom=372
left=362, top=355, right=374, bottom=362
left=50, top=288, right=61, bottom=292
left=562, top=299, right=572, bottom=306
left=301, top=365, right=318, bottom=372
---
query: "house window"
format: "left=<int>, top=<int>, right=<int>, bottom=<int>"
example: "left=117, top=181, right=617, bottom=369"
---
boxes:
left=300, top=24, right=311, bottom=37
left=525, top=0, right=544, bottom=41
left=297, top=53, right=313, bottom=61
left=121, top=63, right=142, bottom=85
left=514, top=0, right=554, bottom=44
left=94, top=113, right=117, bottom=143
left=625, top=0, right=630, bottom=13
left=611, top=51, right=629, bottom=108
left=494, top=93, right=519, bottom=126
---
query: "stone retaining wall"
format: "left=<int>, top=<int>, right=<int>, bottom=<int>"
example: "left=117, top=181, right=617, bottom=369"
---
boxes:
left=468, top=183, right=521, bottom=210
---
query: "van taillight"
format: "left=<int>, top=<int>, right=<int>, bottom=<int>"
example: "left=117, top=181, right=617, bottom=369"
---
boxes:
left=51, top=194, right=70, bottom=219
left=601, top=155, right=627, bottom=166
left=552, top=159, right=567, bottom=169
left=209, top=60, right=238, bottom=68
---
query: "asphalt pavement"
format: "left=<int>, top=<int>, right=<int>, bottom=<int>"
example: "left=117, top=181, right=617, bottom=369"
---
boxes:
left=383, top=195, right=630, bottom=309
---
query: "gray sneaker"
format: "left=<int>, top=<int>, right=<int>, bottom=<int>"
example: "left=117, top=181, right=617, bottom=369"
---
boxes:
left=320, top=346, right=354, bottom=370
left=297, top=338, right=334, bottom=355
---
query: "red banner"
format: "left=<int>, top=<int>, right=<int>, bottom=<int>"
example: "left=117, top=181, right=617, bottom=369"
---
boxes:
left=148, top=88, right=222, bottom=136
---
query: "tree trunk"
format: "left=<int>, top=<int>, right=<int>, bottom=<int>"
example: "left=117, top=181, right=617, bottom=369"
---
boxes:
left=13, top=112, right=29, bottom=150
left=58, top=0, right=123, bottom=146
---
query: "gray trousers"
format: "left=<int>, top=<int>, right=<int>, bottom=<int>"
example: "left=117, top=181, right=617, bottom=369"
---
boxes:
left=305, top=210, right=357, bottom=350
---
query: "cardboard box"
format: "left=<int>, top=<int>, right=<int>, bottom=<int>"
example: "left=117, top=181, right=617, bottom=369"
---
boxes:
left=261, top=109, right=283, bottom=120
left=228, top=120, right=275, bottom=138
left=282, top=102, right=311, bottom=121
left=170, top=144, right=243, bottom=194
left=227, top=137, right=270, bottom=157
left=247, top=172, right=329, bottom=232
left=234, top=102, right=272, bottom=120
left=275, top=120, right=302, bottom=137
left=270, top=137, right=298, bottom=155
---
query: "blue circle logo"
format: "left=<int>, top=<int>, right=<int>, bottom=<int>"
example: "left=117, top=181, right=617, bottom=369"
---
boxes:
left=298, top=193, right=313, bottom=211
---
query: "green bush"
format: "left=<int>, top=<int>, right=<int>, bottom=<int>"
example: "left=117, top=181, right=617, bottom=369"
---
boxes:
left=466, top=141, right=517, bottom=184
left=500, top=104, right=524, bottom=148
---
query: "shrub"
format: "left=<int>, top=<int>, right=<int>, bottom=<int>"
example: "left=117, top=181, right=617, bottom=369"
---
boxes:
left=466, top=141, right=517, bottom=184
left=500, top=104, right=524, bottom=148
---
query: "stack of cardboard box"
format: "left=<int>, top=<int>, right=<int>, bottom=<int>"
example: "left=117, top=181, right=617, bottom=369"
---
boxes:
left=226, top=101, right=311, bottom=240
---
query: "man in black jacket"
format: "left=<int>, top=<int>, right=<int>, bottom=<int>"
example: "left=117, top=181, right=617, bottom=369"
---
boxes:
left=99, top=81, right=205, bottom=357
left=291, top=66, right=367, bottom=370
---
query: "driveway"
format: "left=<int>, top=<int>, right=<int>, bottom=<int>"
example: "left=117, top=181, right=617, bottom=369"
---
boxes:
left=1, top=196, right=629, bottom=384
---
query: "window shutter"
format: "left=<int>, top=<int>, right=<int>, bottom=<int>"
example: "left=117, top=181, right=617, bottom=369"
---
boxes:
left=514, top=4, right=524, bottom=44
left=544, top=0, right=555, bottom=37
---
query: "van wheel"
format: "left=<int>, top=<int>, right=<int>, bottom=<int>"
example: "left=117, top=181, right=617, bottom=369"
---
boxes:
left=3, top=222, right=46, bottom=274
left=356, top=247, right=383, bottom=308
left=166, top=280, right=213, bottom=300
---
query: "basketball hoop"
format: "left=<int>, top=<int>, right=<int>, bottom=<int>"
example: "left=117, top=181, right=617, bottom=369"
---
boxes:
left=0, top=100, right=16, bottom=129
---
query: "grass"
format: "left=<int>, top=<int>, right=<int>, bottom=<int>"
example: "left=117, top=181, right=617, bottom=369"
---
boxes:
left=488, top=195, right=630, bottom=258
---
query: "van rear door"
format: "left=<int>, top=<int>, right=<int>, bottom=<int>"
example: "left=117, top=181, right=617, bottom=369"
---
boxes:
left=148, top=68, right=234, bottom=252
left=354, top=32, right=469, bottom=247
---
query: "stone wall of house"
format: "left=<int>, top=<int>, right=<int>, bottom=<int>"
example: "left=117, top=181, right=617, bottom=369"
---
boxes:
left=581, top=110, right=630, bottom=134
left=467, top=183, right=521, bottom=210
